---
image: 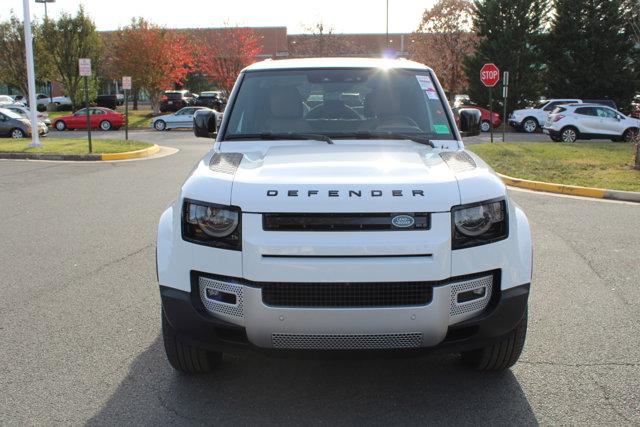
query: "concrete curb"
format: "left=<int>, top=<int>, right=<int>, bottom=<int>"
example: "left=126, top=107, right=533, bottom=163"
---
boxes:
left=0, top=144, right=160, bottom=162
left=497, top=173, right=640, bottom=203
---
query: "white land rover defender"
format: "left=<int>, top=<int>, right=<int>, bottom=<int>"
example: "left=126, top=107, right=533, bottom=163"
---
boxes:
left=157, top=58, right=532, bottom=373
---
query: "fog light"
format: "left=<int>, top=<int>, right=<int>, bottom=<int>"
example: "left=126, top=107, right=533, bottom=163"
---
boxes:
left=205, top=288, right=237, bottom=305
left=457, top=287, right=486, bottom=303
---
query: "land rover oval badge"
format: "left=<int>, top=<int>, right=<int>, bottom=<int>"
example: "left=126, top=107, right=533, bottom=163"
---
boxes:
left=391, top=215, right=415, bottom=228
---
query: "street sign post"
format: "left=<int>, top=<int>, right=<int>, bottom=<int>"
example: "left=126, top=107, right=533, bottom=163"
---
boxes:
left=502, top=71, right=509, bottom=143
left=122, top=76, right=131, bottom=141
left=480, top=63, right=500, bottom=143
left=79, top=58, right=92, bottom=153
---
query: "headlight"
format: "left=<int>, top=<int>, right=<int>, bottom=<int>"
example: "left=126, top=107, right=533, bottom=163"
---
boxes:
left=182, top=200, right=241, bottom=250
left=452, top=199, right=508, bottom=249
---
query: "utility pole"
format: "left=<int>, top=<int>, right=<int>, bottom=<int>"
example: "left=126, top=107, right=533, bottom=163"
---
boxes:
left=36, top=0, right=55, bottom=104
left=386, top=0, right=389, bottom=48
left=23, top=0, right=40, bottom=147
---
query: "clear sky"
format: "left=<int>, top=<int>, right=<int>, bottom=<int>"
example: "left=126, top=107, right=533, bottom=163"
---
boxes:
left=3, top=0, right=433, bottom=33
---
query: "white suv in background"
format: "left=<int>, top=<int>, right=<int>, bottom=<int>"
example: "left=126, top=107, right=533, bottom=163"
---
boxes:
left=543, top=104, right=639, bottom=143
left=509, top=99, right=617, bottom=133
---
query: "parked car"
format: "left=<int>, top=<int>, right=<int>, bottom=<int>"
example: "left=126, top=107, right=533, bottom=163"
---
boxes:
left=0, top=95, right=15, bottom=105
left=0, top=107, right=48, bottom=138
left=3, top=104, right=51, bottom=127
left=460, top=105, right=501, bottom=132
left=157, top=58, right=532, bottom=374
left=151, top=106, right=221, bottom=131
left=160, top=90, right=196, bottom=112
left=509, top=98, right=618, bottom=133
left=543, top=104, right=640, bottom=142
left=194, top=91, right=225, bottom=111
left=96, top=94, right=120, bottom=110
left=53, top=107, right=125, bottom=131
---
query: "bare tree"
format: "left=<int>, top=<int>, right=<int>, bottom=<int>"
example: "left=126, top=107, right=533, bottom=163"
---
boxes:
left=288, top=22, right=367, bottom=57
left=410, top=0, right=477, bottom=101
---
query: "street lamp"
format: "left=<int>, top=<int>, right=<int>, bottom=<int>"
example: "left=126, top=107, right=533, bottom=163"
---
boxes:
left=35, top=0, right=55, bottom=21
left=22, top=0, right=40, bottom=147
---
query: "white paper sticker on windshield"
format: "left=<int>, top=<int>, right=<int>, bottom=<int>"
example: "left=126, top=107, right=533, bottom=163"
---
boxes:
left=416, top=75, right=440, bottom=100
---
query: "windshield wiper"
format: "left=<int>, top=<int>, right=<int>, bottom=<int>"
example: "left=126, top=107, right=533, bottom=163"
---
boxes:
left=348, top=131, right=435, bottom=148
left=225, top=132, right=333, bottom=144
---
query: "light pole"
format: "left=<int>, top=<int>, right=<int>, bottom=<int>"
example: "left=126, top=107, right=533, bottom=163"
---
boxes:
left=386, top=0, right=389, bottom=48
left=23, top=0, right=40, bottom=147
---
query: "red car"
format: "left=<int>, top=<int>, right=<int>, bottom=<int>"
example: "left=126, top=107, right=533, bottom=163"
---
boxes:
left=53, top=107, right=125, bottom=131
left=460, top=105, right=501, bottom=132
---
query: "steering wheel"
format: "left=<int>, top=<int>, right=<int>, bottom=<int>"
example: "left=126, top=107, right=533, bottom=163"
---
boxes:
left=305, top=103, right=362, bottom=120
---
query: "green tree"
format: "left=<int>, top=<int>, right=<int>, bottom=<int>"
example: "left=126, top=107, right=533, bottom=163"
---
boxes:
left=0, top=14, right=51, bottom=101
left=463, top=0, right=547, bottom=112
left=41, top=6, right=102, bottom=109
left=545, top=0, right=639, bottom=111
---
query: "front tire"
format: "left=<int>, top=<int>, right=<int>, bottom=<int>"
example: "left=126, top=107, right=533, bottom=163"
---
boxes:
left=623, top=128, right=638, bottom=142
left=480, top=120, right=491, bottom=132
left=154, top=120, right=167, bottom=131
left=55, top=120, right=66, bottom=131
left=461, top=309, right=528, bottom=371
left=522, top=118, right=538, bottom=133
left=99, top=120, right=112, bottom=131
left=162, top=309, right=222, bottom=374
left=11, top=128, right=26, bottom=139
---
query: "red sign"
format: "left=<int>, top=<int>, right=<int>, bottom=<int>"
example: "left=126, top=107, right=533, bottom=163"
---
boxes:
left=480, top=63, right=500, bottom=87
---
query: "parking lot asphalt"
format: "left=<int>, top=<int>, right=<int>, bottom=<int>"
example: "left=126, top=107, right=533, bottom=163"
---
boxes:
left=1, top=132, right=639, bottom=425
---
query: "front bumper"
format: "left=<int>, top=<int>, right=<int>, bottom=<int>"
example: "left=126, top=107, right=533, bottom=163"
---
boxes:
left=508, top=118, right=522, bottom=128
left=160, top=272, right=529, bottom=357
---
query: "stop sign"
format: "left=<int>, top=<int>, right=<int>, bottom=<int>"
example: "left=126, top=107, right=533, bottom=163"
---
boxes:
left=480, top=63, right=500, bottom=87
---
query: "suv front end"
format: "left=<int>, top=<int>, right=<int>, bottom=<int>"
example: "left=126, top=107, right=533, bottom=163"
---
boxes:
left=156, top=59, right=532, bottom=373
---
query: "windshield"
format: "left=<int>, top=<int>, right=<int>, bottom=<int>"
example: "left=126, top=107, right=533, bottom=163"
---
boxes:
left=223, top=68, right=455, bottom=140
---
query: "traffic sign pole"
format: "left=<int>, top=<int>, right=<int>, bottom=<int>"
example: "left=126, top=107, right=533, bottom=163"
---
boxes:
left=79, top=58, right=92, bottom=153
left=502, top=71, right=509, bottom=143
left=480, top=63, right=500, bottom=143
left=84, top=76, right=91, bottom=153
left=122, top=76, right=131, bottom=142
left=125, top=89, right=128, bottom=141
left=489, top=87, right=494, bottom=143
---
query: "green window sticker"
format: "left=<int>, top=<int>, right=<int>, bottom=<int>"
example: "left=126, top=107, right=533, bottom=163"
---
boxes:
left=432, top=124, right=449, bottom=134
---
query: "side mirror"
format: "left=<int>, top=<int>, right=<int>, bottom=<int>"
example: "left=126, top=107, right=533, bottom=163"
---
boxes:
left=458, top=108, right=482, bottom=137
left=193, top=109, right=217, bottom=138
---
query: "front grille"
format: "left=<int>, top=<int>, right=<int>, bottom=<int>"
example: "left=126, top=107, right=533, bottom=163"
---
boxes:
left=272, top=333, right=423, bottom=349
left=263, top=212, right=430, bottom=231
left=261, top=282, right=433, bottom=308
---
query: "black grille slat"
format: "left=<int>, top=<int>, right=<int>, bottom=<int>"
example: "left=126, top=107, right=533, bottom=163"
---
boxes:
left=263, top=212, right=430, bottom=232
left=261, top=282, right=433, bottom=308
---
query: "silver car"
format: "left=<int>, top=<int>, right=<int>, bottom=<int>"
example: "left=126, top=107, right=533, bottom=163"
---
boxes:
left=151, top=106, right=207, bottom=131
left=3, top=104, right=51, bottom=127
left=0, top=108, right=48, bottom=138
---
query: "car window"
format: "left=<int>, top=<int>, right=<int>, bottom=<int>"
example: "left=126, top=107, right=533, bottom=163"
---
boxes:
left=91, top=109, right=105, bottom=115
left=225, top=68, right=455, bottom=140
left=177, top=108, right=193, bottom=115
left=543, top=102, right=558, bottom=111
left=551, top=107, right=566, bottom=114
left=595, top=107, right=616, bottom=118
left=0, top=108, right=22, bottom=119
left=575, top=107, right=596, bottom=116
left=74, top=108, right=87, bottom=115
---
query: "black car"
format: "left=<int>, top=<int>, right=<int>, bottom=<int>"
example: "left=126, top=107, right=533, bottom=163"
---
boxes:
left=160, top=90, right=196, bottom=112
left=194, top=91, right=226, bottom=111
left=96, top=94, right=120, bottom=110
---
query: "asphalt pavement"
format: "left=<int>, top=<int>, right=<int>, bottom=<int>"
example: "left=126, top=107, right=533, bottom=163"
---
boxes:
left=1, top=130, right=639, bottom=425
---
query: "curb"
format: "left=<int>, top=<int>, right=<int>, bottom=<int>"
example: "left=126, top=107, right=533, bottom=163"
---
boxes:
left=0, top=144, right=160, bottom=162
left=497, top=173, right=640, bottom=203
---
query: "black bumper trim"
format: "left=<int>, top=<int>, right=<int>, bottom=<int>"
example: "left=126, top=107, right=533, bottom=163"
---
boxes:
left=160, top=281, right=529, bottom=358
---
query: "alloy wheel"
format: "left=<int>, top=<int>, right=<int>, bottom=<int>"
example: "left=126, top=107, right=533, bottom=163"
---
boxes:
left=561, top=128, right=577, bottom=143
left=523, top=119, right=537, bottom=133
left=11, top=129, right=25, bottom=139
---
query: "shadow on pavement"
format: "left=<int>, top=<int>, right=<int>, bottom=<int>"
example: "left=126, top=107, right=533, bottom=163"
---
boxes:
left=88, top=336, right=537, bottom=425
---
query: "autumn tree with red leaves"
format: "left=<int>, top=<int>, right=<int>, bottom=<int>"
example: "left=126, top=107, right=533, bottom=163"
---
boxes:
left=410, top=0, right=477, bottom=101
left=109, top=18, right=193, bottom=113
left=195, top=27, right=261, bottom=92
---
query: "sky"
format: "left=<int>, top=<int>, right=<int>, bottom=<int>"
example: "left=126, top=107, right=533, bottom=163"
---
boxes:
left=3, top=0, right=433, bottom=34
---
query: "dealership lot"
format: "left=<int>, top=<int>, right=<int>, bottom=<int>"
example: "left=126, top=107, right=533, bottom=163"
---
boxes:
left=1, top=133, right=639, bottom=425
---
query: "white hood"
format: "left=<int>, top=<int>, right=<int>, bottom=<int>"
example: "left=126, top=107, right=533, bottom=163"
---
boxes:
left=225, top=143, right=462, bottom=212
